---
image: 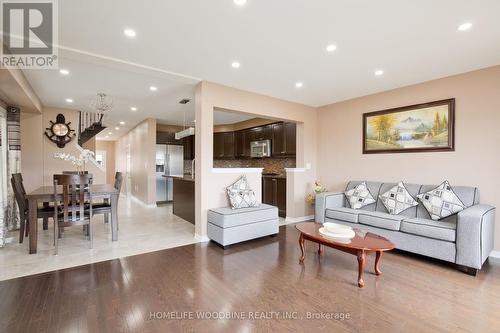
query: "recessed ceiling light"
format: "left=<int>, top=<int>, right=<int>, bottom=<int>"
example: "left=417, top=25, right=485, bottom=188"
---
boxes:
left=119, top=121, right=125, bottom=125
left=108, top=132, right=112, bottom=135
left=234, top=0, right=247, bottom=6
left=115, top=127, right=120, bottom=130
left=149, top=86, right=158, bottom=91
left=457, top=22, right=472, bottom=31
left=326, top=44, right=337, bottom=52
left=59, top=69, right=70, bottom=75
left=124, top=28, right=136, bottom=38
left=130, top=107, right=137, bottom=111
left=295, top=82, right=303, bottom=88
left=65, top=98, right=73, bottom=103
left=231, top=61, right=241, bottom=69
left=374, top=69, right=384, bottom=76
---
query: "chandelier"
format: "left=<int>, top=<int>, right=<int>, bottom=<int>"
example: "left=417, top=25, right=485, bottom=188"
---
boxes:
left=90, top=93, right=113, bottom=113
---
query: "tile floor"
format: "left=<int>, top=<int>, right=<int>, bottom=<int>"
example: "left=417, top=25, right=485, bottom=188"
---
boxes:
left=0, top=196, right=197, bottom=281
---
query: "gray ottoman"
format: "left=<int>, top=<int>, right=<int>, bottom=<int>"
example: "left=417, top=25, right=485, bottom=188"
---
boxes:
left=207, top=204, right=279, bottom=248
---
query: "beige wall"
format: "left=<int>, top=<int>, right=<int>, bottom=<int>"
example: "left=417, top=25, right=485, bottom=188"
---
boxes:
left=317, top=65, right=500, bottom=251
left=95, top=140, right=116, bottom=184
left=82, top=136, right=96, bottom=154
left=115, top=118, right=156, bottom=205
left=195, top=81, right=317, bottom=237
left=21, top=107, right=106, bottom=192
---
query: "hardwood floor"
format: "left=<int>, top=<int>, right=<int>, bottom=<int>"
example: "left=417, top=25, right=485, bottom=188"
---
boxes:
left=1, top=224, right=499, bottom=333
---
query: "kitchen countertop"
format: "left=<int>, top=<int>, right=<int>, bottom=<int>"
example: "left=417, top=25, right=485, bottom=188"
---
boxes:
left=162, top=174, right=195, bottom=182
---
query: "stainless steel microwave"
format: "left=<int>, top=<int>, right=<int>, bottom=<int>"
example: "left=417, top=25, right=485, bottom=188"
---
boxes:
left=250, top=140, right=271, bottom=158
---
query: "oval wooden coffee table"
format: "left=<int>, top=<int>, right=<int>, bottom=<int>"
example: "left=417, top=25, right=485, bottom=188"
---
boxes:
left=295, top=222, right=395, bottom=288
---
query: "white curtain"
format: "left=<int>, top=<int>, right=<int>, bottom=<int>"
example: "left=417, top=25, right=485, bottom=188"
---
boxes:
left=6, top=107, right=21, bottom=233
left=0, top=108, right=7, bottom=247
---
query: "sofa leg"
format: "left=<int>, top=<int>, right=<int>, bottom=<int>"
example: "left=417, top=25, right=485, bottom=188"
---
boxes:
left=457, top=265, right=478, bottom=276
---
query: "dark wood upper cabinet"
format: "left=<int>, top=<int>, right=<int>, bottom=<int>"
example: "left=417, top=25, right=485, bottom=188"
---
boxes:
left=272, top=122, right=296, bottom=157
left=234, top=130, right=248, bottom=158
left=284, top=122, right=296, bottom=155
left=213, top=132, right=235, bottom=159
left=182, top=135, right=195, bottom=160
left=215, top=121, right=295, bottom=160
left=223, top=132, right=235, bottom=158
left=156, top=131, right=176, bottom=144
left=271, top=123, right=285, bottom=156
left=249, top=125, right=272, bottom=142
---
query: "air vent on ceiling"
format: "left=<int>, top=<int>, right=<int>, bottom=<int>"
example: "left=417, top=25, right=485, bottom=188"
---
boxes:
left=179, top=98, right=191, bottom=104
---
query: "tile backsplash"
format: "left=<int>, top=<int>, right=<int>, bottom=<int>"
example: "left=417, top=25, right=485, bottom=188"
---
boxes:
left=213, top=158, right=296, bottom=175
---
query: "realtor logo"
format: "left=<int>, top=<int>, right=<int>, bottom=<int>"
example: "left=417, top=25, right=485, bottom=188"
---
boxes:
left=1, top=0, right=58, bottom=69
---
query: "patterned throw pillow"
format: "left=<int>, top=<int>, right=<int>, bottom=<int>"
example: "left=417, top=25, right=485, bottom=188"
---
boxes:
left=226, top=175, right=258, bottom=209
left=416, top=180, right=466, bottom=220
left=344, top=182, right=376, bottom=209
left=379, top=181, right=418, bottom=215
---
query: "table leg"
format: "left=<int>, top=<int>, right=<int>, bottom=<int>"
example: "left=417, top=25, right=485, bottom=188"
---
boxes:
left=28, top=199, right=38, bottom=254
left=357, top=250, right=366, bottom=288
left=299, top=233, right=305, bottom=263
left=318, top=243, right=324, bottom=256
left=375, top=251, right=383, bottom=276
left=111, top=194, right=118, bottom=241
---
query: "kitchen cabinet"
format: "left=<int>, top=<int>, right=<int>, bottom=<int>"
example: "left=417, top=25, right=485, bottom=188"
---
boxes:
left=182, top=135, right=195, bottom=160
left=213, top=132, right=235, bottom=159
left=248, top=124, right=272, bottom=142
left=156, top=131, right=176, bottom=144
left=272, top=122, right=296, bottom=157
left=234, top=130, right=249, bottom=158
left=262, top=176, right=286, bottom=217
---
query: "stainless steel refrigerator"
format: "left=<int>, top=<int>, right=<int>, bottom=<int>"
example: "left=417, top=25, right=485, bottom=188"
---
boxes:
left=156, top=144, right=184, bottom=203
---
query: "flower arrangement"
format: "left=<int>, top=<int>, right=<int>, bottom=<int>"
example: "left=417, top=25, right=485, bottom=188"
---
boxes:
left=54, top=149, right=95, bottom=173
left=306, top=181, right=327, bottom=205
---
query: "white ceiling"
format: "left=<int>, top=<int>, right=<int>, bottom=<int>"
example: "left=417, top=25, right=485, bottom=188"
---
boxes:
left=23, top=51, right=198, bottom=140
left=214, top=109, right=256, bottom=125
left=22, top=0, right=500, bottom=139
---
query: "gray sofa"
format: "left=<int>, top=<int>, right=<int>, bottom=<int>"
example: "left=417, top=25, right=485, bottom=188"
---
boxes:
left=315, top=181, right=496, bottom=274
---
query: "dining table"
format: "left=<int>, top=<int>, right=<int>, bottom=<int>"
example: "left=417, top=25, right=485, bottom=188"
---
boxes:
left=26, top=184, right=119, bottom=254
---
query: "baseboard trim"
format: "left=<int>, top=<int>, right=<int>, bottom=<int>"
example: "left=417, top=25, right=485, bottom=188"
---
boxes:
left=195, top=234, right=210, bottom=242
left=489, top=250, right=500, bottom=259
left=284, top=215, right=314, bottom=224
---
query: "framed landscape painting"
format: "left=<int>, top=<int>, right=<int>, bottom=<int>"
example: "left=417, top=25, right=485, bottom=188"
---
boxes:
left=363, top=99, right=455, bottom=154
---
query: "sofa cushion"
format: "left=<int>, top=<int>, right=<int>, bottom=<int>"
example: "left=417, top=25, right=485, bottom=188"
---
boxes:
left=417, top=180, right=466, bottom=220
left=379, top=181, right=419, bottom=215
left=325, top=207, right=359, bottom=223
left=345, top=181, right=382, bottom=211
left=226, top=175, right=258, bottom=209
left=400, top=218, right=457, bottom=242
left=358, top=211, right=404, bottom=231
left=344, top=182, right=376, bottom=209
left=208, top=204, right=278, bottom=228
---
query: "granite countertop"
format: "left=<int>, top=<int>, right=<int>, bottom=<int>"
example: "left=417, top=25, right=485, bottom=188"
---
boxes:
left=162, top=174, right=195, bottom=182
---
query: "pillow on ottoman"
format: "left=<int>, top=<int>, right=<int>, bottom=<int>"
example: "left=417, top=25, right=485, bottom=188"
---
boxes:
left=226, top=175, right=258, bottom=209
left=417, top=180, right=466, bottom=220
left=344, top=182, right=376, bottom=209
left=379, top=181, right=418, bottom=215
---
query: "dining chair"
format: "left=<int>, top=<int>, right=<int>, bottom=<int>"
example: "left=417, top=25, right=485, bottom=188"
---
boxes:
left=53, top=174, right=93, bottom=254
left=92, top=172, right=123, bottom=226
left=11, top=174, right=53, bottom=243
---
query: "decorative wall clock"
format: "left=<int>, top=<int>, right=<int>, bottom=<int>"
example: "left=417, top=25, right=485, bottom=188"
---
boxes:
left=44, top=113, right=76, bottom=148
